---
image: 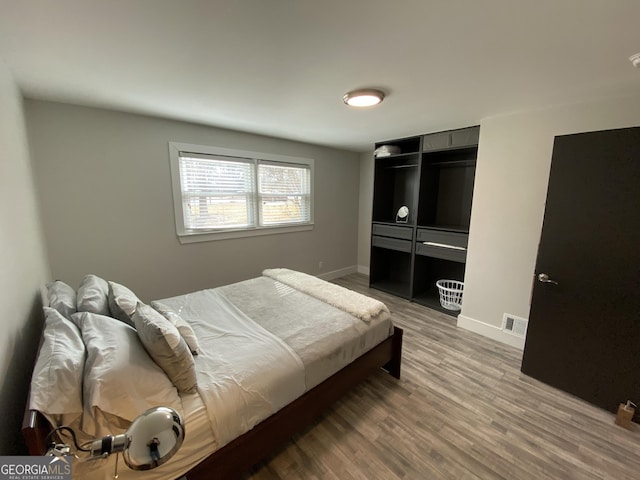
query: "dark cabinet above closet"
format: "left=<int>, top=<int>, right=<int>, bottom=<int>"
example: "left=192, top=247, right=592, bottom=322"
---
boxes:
left=423, top=126, right=480, bottom=152
left=369, top=126, right=479, bottom=314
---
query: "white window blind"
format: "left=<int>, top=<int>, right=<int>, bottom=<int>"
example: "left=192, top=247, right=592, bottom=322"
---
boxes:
left=179, top=155, right=255, bottom=230
left=258, top=162, right=311, bottom=226
left=170, top=143, right=314, bottom=242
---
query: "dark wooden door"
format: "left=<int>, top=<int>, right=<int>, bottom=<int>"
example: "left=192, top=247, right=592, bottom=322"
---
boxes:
left=521, top=126, right=640, bottom=421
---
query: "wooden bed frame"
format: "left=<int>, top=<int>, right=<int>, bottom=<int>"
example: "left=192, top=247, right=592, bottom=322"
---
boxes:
left=23, top=326, right=403, bottom=479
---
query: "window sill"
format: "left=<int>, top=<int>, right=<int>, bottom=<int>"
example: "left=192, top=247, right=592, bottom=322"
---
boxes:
left=177, top=223, right=314, bottom=244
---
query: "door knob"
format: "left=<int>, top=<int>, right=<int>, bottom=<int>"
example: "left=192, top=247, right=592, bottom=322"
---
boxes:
left=537, top=273, right=558, bottom=285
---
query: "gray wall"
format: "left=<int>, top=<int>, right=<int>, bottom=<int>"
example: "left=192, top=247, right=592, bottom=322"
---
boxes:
left=0, top=62, right=50, bottom=454
left=26, top=100, right=361, bottom=302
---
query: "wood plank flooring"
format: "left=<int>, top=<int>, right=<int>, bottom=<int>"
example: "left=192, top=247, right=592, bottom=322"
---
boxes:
left=242, top=273, right=640, bottom=479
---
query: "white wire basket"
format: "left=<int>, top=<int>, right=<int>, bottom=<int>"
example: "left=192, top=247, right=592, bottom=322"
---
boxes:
left=436, top=279, right=464, bottom=311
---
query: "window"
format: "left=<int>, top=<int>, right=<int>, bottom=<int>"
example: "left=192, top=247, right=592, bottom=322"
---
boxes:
left=169, top=142, right=313, bottom=243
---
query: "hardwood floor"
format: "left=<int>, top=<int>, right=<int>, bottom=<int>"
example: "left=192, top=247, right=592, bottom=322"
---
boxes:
left=243, top=273, right=640, bottom=479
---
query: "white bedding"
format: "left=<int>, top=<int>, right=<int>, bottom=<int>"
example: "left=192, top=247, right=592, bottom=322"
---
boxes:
left=219, top=276, right=394, bottom=389
left=64, top=273, right=392, bottom=480
left=262, top=268, right=390, bottom=321
left=160, top=288, right=306, bottom=449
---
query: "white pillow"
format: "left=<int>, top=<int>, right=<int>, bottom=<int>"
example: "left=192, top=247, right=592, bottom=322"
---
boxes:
left=133, top=302, right=198, bottom=394
left=150, top=301, right=201, bottom=355
left=107, top=281, right=138, bottom=327
left=29, top=307, right=85, bottom=426
left=46, top=280, right=77, bottom=320
left=74, top=311, right=183, bottom=437
left=76, top=274, right=110, bottom=315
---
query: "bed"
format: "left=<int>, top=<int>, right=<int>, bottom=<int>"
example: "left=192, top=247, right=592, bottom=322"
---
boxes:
left=23, top=269, right=403, bottom=479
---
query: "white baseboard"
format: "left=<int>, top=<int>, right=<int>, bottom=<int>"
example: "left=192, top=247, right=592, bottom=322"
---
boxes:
left=317, top=265, right=358, bottom=281
left=357, top=265, right=370, bottom=276
left=457, top=314, right=526, bottom=350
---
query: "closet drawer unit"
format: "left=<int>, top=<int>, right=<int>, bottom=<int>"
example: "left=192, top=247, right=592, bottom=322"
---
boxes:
left=417, top=228, right=467, bottom=247
left=416, top=242, right=466, bottom=263
left=372, top=224, right=413, bottom=240
left=416, top=229, right=467, bottom=262
left=372, top=235, right=412, bottom=253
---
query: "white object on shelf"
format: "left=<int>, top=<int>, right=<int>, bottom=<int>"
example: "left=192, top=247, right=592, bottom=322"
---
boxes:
left=396, top=205, right=409, bottom=223
left=436, top=279, right=464, bottom=311
left=374, top=145, right=401, bottom=157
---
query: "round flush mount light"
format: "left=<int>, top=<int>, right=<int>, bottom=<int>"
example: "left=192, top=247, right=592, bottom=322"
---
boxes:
left=343, top=89, right=385, bottom=107
left=630, top=53, right=640, bottom=68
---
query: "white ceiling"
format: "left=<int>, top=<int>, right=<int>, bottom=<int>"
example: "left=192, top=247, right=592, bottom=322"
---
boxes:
left=1, top=0, right=640, bottom=152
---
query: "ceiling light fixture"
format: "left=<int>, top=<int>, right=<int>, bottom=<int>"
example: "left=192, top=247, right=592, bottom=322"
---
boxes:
left=343, top=89, right=385, bottom=107
left=630, top=53, right=640, bottom=68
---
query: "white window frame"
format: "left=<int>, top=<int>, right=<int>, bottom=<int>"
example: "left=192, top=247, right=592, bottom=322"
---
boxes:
left=169, top=142, right=314, bottom=243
